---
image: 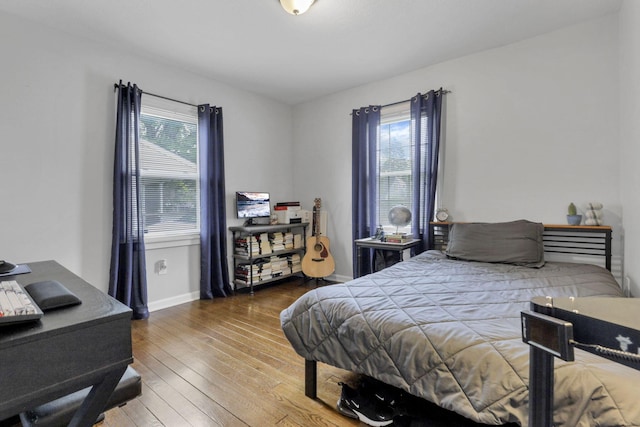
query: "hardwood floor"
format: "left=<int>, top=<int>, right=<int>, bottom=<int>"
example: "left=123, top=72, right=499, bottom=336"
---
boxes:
left=103, top=278, right=361, bottom=427
left=0, top=276, right=510, bottom=427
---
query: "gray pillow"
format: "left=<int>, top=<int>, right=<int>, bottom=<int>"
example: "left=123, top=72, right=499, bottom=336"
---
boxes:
left=445, top=220, right=545, bottom=268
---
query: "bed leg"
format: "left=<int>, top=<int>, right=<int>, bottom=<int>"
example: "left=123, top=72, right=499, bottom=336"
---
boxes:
left=304, top=359, right=317, bottom=399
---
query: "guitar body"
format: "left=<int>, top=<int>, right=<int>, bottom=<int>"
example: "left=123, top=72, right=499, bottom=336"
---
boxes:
left=302, top=235, right=336, bottom=278
left=301, top=198, right=336, bottom=278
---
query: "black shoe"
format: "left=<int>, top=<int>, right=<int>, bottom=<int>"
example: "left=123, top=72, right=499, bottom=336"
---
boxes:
left=360, top=376, right=404, bottom=408
left=337, top=382, right=358, bottom=419
left=338, top=382, right=394, bottom=427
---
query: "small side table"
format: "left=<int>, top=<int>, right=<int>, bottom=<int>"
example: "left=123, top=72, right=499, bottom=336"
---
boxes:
left=354, top=237, right=422, bottom=278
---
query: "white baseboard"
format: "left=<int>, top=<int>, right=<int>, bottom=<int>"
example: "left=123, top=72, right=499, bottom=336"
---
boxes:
left=331, top=273, right=351, bottom=283
left=148, top=291, right=200, bottom=312
left=148, top=274, right=354, bottom=312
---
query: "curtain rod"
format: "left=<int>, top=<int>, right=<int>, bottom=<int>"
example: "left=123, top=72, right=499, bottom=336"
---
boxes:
left=382, top=88, right=451, bottom=109
left=113, top=83, right=450, bottom=110
left=350, top=88, right=451, bottom=114
left=113, top=83, right=198, bottom=107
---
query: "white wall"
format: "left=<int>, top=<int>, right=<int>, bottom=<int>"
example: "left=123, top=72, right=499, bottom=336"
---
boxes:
left=0, top=9, right=631, bottom=304
left=292, top=15, right=622, bottom=282
left=619, top=0, right=640, bottom=296
left=0, top=12, right=294, bottom=306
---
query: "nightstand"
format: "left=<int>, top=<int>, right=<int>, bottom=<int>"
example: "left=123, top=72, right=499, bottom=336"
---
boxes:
left=354, top=237, right=421, bottom=278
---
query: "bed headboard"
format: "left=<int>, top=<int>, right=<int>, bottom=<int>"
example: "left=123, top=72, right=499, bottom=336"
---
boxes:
left=429, top=222, right=612, bottom=271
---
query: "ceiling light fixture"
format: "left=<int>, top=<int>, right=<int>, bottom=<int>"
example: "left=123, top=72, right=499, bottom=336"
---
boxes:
left=279, top=0, right=316, bottom=16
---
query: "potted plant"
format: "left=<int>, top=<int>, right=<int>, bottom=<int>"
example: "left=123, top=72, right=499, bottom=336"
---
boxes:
left=567, top=202, right=582, bottom=225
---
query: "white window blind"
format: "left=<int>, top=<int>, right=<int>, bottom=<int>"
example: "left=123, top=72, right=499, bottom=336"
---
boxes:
left=139, top=97, right=199, bottom=236
left=377, top=101, right=413, bottom=233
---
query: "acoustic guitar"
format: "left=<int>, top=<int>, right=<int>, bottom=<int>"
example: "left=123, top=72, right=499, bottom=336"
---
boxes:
left=301, top=198, right=335, bottom=278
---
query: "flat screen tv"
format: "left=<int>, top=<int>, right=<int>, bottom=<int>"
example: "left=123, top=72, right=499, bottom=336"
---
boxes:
left=236, top=191, right=271, bottom=223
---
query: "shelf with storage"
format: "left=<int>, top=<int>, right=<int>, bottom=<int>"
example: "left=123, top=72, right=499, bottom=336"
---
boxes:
left=229, top=223, right=308, bottom=294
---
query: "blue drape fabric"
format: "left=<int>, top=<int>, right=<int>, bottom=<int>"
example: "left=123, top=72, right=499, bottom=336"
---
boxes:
left=410, top=90, right=443, bottom=251
left=351, top=106, right=380, bottom=277
left=109, top=81, right=149, bottom=320
left=198, top=104, right=231, bottom=299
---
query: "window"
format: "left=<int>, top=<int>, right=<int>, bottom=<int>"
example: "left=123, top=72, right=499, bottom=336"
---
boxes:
left=354, top=90, right=443, bottom=250
left=377, top=102, right=414, bottom=233
left=139, top=97, right=199, bottom=237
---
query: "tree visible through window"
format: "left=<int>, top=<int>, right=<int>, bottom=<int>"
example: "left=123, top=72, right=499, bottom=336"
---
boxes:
left=139, top=99, right=199, bottom=236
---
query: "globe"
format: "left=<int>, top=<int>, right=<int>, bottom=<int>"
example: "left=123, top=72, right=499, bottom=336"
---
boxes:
left=388, top=206, right=412, bottom=232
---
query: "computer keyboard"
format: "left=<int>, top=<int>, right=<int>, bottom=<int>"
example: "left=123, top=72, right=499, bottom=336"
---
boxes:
left=0, top=280, right=43, bottom=325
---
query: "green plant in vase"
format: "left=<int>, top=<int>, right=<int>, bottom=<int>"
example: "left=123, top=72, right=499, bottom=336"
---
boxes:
left=567, top=202, right=582, bottom=225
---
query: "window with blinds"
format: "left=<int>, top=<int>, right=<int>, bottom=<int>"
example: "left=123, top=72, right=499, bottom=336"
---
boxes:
left=139, top=97, right=199, bottom=236
left=377, top=101, right=413, bottom=233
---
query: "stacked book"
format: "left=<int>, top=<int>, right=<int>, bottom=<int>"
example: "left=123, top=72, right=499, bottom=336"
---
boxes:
left=257, top=258, right=272, bottom=281
left=269, top=255, right=289, bottom=277
left=384, top=233, right=413, bottom=243
left=293, top=234, right=303, bottom=249
left=270, top=232, right=285, bottom=252
left=236, top=258, right=274, bottom=283
left=258, top=233, right=272, bottom=255
left=273, top=201, right=301, bottom=211
left=235, top=264, right=260, bottom=284
left=235, top=235, right=259, bottom=257
left=284, top=232, right=294, bottom=250
left=288, top=253, right=302, bottom=274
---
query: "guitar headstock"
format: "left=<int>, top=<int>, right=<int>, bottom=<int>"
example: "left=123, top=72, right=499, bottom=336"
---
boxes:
left=314, top=198, right=321, bottom=210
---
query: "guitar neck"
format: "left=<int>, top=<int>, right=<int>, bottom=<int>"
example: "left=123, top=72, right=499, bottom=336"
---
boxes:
left=313, top=198, right=324, bottom=240
left=314, top=209, right=321, bottom=240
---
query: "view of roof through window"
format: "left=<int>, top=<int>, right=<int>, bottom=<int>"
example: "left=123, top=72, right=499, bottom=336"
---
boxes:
left=139, top=104, right=200, bottom=236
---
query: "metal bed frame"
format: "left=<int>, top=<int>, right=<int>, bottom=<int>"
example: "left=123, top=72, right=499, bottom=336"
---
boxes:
left=429, top=222, right=612, bottom=271
left=304, top=222, right=613, bottom=400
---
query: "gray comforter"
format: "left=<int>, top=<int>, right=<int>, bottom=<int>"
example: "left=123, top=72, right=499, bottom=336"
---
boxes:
left=281, top=251, right=640, bottom=426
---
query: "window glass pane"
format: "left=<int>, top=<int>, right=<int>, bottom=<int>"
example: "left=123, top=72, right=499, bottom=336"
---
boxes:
left=140, top=115, right=197, bottom=165
left=377, top=103, right=412, bottom=233
left=139, top=99, right=199, bottom=236
left=141, top=177, right=197, bottom=233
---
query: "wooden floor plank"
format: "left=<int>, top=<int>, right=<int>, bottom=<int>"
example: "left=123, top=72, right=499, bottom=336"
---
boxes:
left=133, top=324, right=287, bottom=426
left=130, top=352, right=220, bottom=426
left=116, top=278, right=359, bottom=427
left=133, top=347, right=244, bottom=426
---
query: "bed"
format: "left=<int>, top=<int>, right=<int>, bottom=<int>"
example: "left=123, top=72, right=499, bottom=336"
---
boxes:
left=280, top=220, right=640, bottom=426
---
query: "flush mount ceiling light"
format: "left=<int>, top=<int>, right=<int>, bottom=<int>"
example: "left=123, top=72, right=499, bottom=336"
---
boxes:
left=279, top=0, right=316, bottom=15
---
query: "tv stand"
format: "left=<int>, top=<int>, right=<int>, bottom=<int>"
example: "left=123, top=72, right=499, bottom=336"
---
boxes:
left=229, top=223, right=309, bottom=294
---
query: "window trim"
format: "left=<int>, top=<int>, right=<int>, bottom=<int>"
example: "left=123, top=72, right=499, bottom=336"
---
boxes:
left=144, top=232, right=200, bottom=250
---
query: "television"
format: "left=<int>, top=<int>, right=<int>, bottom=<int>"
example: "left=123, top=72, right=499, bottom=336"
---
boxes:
left=236, top=191, right=271, bottom=224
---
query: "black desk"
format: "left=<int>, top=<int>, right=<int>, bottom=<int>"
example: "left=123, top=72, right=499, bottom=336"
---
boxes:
left=0, top=261, right=133, bottom=426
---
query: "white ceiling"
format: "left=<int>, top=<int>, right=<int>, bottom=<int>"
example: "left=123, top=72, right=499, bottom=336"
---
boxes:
left=0, top=0, right=621, bottom=105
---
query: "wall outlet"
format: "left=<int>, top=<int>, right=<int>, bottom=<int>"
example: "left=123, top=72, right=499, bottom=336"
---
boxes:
left=156, top=259, right=168, bottom=275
